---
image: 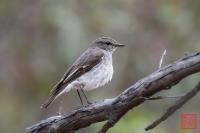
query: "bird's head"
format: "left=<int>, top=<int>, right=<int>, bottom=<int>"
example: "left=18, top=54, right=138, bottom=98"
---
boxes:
left=90, top=37, right=125, bottom=53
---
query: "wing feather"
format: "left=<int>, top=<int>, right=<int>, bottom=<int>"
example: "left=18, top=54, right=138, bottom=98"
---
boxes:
left=41, top=48, right=104, bottom=108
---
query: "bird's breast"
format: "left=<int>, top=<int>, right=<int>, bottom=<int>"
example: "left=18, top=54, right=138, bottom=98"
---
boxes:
left=79, top=54, right=113, bottom=91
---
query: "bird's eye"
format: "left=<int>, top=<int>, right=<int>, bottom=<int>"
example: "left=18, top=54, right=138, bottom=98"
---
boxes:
left=106, top=42, right=111, bottom=45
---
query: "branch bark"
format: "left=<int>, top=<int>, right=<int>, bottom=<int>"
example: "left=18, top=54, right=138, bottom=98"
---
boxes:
left=26, top=52, right=200, bottom=133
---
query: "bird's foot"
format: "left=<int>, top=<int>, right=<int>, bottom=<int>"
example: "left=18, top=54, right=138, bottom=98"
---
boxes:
left=86, top=101, right=92, bottom=105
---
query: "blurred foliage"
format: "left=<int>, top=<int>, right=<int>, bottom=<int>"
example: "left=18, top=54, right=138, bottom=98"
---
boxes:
left=0, top=0, right=200, bottom=133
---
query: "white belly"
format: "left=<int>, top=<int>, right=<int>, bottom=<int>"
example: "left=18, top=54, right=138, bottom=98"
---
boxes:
left=78, top=60, right=113, bottom=90
left=68, top=54, right=113, bottom=91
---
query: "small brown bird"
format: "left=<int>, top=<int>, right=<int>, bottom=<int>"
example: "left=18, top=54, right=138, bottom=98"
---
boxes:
left=41, top=37, right=125, bottom=108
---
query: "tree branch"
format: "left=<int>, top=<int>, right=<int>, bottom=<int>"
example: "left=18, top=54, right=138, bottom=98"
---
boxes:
left=145, top=81, right=200, bottom=131
left=26, top=52, right=200, bottom=133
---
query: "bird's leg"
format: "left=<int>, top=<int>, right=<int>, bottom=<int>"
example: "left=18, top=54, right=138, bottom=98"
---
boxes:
left=81, top=89, right=91, bottom=104
left=77, top=90, right=83, bottom=105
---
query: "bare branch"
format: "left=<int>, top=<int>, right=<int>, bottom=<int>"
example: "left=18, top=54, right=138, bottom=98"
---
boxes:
left=26, top=52, right=200, bottom=133
left=145, top=81, right=200, bottom=131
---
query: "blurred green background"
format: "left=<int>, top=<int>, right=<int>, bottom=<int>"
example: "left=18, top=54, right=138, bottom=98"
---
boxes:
left=0, top=0, right=199, bottom=133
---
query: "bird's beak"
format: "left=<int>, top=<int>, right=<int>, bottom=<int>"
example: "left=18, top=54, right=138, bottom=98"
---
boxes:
left=113, top=43, right=125, bottom=47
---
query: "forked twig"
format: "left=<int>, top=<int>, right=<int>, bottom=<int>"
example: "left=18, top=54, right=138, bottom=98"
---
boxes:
left=145, top=81, right=200, bottom=131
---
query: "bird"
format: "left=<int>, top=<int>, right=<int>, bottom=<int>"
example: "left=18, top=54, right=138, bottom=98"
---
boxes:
left=41, top=37, right=125, bottom=108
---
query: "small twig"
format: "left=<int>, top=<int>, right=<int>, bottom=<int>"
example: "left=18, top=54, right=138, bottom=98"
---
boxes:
left=140, top=95, right=184, bottom=100
left=98, top=120, right=117, bottom=133
left=159, top=49, right=167, bottom=68
left=145, top=81, right=200, bottom=131
left=98, top=112, right=125, bottom=133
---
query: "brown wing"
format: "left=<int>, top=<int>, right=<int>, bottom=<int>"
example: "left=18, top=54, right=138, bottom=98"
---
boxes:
left=41, top=48, right=104, bottom=108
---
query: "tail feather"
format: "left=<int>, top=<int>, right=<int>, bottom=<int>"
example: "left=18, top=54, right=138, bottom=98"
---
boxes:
left=40, top=95, right=56, bottom=109
left=41, top=84, right=71, bottom=109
